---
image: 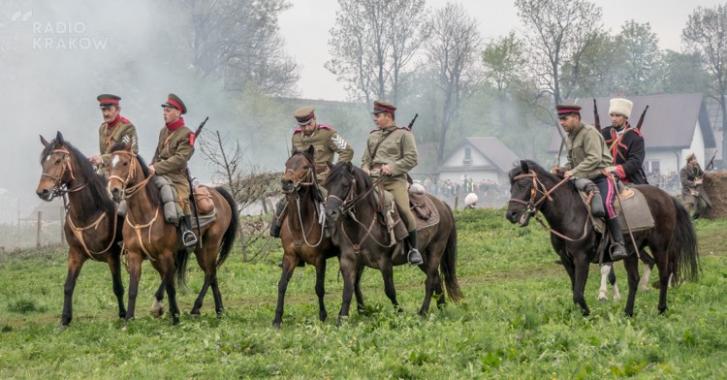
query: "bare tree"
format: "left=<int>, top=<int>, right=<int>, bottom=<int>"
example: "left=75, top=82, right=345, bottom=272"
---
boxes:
left=482, top=32, right=526, bottom=94
left=515, top=0, right=603, bottom=104
left=425, top=3, right=481, bottom=165
left=326, top=0, right=427, bottom=104
left=172, top=0, right=299, bottom=96
left=683, top=5, right=727, bottom=164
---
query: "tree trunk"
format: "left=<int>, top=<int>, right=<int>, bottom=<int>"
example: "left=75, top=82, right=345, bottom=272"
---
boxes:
left=721, top=94, right=727, bottom=169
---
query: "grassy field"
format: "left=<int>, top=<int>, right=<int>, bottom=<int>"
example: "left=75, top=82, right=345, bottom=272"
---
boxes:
left=1, top=209, right=725, bottom=379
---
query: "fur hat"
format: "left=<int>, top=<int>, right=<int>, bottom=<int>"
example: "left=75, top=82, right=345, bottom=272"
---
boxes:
left=609, top=98, right=633, bottom=118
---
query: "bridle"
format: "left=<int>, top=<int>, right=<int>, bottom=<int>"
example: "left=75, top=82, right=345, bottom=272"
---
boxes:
left=108, top=151, right=153, bottom=199
left=282, top=153, right=325, bottom=247
left=508, top=171, right=590, bottom=243
left=41, top=148, right=87, bottom=199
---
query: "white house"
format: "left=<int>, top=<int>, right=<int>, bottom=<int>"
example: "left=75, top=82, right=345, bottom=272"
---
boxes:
left=549, top=93, right=717, bottom=176
left=438, top=137, right=520, bottom=184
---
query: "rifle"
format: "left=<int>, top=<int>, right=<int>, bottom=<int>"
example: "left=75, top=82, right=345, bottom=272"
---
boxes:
left=407, top=113, right=419, bottom=130
left=706, top=151, right=718, bottom=171
left=636, top=105, right=649, bottom=130
left=187, top=116, right=210, bottom=243
left=593, top=99, right=601, bottom=132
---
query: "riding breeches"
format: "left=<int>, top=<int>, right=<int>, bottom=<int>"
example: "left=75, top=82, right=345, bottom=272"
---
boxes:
left=382, top=179, right=416, bottom=233
left=593, top=175, right=617, bottom=220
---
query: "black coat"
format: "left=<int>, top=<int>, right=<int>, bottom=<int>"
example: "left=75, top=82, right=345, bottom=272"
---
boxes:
left=601, top=125, right=648, bottom=185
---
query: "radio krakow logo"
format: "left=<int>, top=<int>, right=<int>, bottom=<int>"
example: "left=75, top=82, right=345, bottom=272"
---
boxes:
left=32, top=21, right=108, bottom=50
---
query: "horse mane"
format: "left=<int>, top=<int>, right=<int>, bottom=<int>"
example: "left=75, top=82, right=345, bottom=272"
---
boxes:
left=109, top=143, right=161, bottom=206
left=42, top=138, right=115, bottom=215
left=326, top=162, right=377, bottom=211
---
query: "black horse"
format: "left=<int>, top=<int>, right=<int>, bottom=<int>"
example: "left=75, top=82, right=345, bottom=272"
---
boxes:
left=324, top=162, right=461, bottom=323
left=506, top=160, right=699, bottom=317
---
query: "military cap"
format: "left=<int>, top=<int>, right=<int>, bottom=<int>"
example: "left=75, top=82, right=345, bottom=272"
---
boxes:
left=97, top=94, right=121, bottom=107
left=373, top=100, right=396, bottom=115
left=161, top=93, right=187, bottom=114
left=294, top=106, right=316, bottom=125
left=556, top=104, right=581, bottom=116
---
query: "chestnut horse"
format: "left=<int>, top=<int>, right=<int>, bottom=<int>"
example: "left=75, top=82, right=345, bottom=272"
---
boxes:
left=107, top=144, right=237, bottom=324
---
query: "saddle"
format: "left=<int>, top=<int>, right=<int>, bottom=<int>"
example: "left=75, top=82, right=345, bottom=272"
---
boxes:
left=152, top=176, right=217, bottom=228
left=373, top=186, right=441, bottom=243
left=579, top=186, right=655, bottom=235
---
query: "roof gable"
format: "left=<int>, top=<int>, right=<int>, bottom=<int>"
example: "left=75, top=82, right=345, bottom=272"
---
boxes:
left=442, top=137, right=520, bottom=173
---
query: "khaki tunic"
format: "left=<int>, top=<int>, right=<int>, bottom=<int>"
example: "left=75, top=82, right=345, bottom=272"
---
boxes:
left=361, top=125, right=418, bottom=231
left=152, top=125, right=195, bottom=214
left=564, top=123, right=612, bottom=180
left=292, top=124, right=353, bottom=183
left=98, top=119, right=138, bottom=172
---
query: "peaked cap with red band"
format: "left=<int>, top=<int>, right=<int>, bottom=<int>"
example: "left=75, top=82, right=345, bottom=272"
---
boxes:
left=373, top=100, right=396, bottom=115
left=161, top=93, right=187, bottom=114
left=556, top=104, right=581, bottom=116
left=97, top=94, right=121, bottom=107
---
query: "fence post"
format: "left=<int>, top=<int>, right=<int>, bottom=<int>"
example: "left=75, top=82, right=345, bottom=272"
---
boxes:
left=454, top=195, right=459, bottom=211
left=36, top=211, right=42, bottom=248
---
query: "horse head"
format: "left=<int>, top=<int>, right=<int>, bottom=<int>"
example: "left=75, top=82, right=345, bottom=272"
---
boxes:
left=107, top=142, right=146, bottom=203
left=36, top=131, right=73, bottom=201
left=282, top=145, right=316, bottom=194
left=506, top=160, right=557, bottom=226
left=323, top=161, right=359, bottom=224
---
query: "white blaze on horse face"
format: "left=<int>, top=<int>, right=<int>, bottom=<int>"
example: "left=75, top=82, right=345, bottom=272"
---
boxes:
left=111, top=154, right=120, bottom=168
left=45, top=154, right=52, bottom=162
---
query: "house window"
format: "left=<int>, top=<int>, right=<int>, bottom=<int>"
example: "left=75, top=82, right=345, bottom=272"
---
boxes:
left=646, top=160, right=660, bottom=175
left=463, top=147, right=472, bottom=166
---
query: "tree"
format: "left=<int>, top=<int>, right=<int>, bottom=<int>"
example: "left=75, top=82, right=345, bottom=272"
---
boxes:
left=482, top=32, right=526, bottom=94
left=515, top=0, right=603, bottom=104
left=173, top=0, right=299, bottom=96
left=683, top=4, right=727, bottom=163
left=425, top=3, right=481, bottom=165
left=612, top=21, right=661, bottom=95
left=659, top=50, right=709, bottom=93
left=326, top=0, right=427, bottom=104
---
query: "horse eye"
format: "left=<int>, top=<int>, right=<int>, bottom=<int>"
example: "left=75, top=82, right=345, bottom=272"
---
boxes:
left=123, top=162, right=128, bottom=166
left=55, top=158, right=61, bottom=164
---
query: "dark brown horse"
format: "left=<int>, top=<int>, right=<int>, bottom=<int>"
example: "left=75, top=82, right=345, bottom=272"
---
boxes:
left=107, top=145, right=238, bottom=324
left=36, top=132, right=126, bottom=327
left=273, top=147, right=357, bottom=327
left=506, top=160, right=699, bottom=317
left=324, top=162, right=462, bottom=323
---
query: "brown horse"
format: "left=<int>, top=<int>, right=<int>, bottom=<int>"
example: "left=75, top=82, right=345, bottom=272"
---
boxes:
left=107, top=144, right=238, bottom=324
left=506, top=160, right=699, bottom=317
left=273, top=147, right=366, bottom=328
left=324, top=162, right=462, bottom=323
left=36, top=132, right=126, bottom=327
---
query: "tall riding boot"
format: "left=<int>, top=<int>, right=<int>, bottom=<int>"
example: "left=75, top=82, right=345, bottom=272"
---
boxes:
left=606, top=217, right=628, bottom=260
left=180, top=216, right=198, bottom=248
left=406, top=230, right=424, bottom=266
left=589, top=190, right=606, bottom=218
left=270, top=199, right=286, bottom=238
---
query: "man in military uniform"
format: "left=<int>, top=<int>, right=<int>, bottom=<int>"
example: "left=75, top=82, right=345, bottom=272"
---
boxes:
left=89, top=94, right=138, bottom=174
left=361, top=100, right=423, bottom=265
left=681, top=153, right=712, bottom=219
left=554, top=104, right=628, bottom=260
left=148, top=94, right=197, bottom=247
left=270, top=106, right=354, bottom=237
left=601, top=97, right=648, bottom=185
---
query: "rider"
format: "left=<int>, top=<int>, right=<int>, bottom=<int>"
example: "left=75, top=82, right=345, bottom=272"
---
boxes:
left=148, top=93, right=197, bottom=247
left=89, top=94, right=138, bottom=174
left=554, top=104, right=629, bottom=260
left=601, top=97, right=648, bottom=185
left=681, top=153, right=712, bottom=218
left=270, top=106, right=354, bottom=237
left=361, top=100, right=423, bottom=266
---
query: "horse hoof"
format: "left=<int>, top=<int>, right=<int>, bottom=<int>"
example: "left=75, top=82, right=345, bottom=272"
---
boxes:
left=57, top=323, right=69, bottom=332
left=272, top=321, right=282, bottom=329
left=598, top=295, right=607, bottom=303
left=336, top=316, right=349, bottom=326
left=119, top=311, right=127, bottom=319
left=171, top=316, right=180, bottom=325
left=319, top=313, right=328, bottom=322
left=190, top=310, right=201, bottom=317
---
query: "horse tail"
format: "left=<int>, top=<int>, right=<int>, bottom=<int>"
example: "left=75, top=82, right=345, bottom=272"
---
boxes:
left=215, top=186, right=239, bottom=268
left=668, top=196, right=700, bottom=284
left=440, top=203, right=463, bottom=302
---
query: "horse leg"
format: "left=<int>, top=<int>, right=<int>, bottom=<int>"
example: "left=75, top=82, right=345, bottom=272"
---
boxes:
left=558, top=250, right=576, bottom=291
left=161, top=252, right=180, bottom=325
left=418, top=251, right=440, bottom=316
left=608, top=264, right=621, bottom=300
left=272, top=254, right=298, bottom=328
left=337, top=255, right=357, bottom=325
left=107, top=254, right=126, bottom=319
left=315, top=257, right=328, bottom=322
left=191, top=273, right=211, bottom=316
left=191, top=246, right=214, bottom=316
left=572, top=254, right=590, bottom=316
left=150, top=281, right=165, bottom=318
left=354, top=265, right=366, bottom=314
left=654, top=250, right=670, bottom=314
left=124, top=252, right=143, bottom=324
left=598, top=263, right=612, bottom=302
left=61, top=249, right=86, bottom=327
left=381, top=263, right=400, bottom=312
left=622, top=254, right=640, bottom=317
left=639, top=249, right=655, bottom=290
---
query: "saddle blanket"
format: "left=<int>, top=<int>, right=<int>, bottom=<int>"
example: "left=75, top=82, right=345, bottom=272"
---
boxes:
left=582, top=186, right=655, bottom=234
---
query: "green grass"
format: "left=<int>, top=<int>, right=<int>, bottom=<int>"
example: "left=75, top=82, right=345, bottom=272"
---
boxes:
left=1, top=209, right=725, bottom=379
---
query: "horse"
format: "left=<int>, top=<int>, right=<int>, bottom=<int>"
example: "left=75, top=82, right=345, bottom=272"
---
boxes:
left=36, top=132, right=126, bottom=327
left=273, top=146, right=367, bottom=327
left=107, top=144, right=238, bottom=324
left=506, top=160, right=699, bottom=317
left=323, top=162, right=462, bottom=323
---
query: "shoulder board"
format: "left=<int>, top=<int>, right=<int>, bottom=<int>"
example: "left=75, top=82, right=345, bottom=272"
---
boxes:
left=369, top=128, right=380, bottom=134
left=397, top=127, right=411, bottom=132
left=318, top=124, right=335, bottom=131
left=119, top=116, right=130, bottom=125
left=293, top=127, right=303, bottom=134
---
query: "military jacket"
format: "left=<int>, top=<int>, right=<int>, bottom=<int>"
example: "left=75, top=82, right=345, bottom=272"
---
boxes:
left=292, top=124, right=353, bottom=181
left=99, top=117, right=137, bottom=157
left=152, top=125, right=195, bottom=187
left=602, top=124, right=648, bottom=184
left=361, top=125, right=418, bottom=181
left=565, top=123, right=612, bottom=180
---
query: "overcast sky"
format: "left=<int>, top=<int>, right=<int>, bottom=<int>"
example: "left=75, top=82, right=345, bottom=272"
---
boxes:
left=279, top=0, right=724, bottom=101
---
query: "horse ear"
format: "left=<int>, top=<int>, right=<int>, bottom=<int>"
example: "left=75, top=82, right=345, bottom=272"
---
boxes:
left=56, top=131, right=64, bottom=145
left=346, top=161, right=353, bottom=173
left=40, top=135, right=49, bottom=147
left=520, top=160, right=529, bottom=173
left=306, top=145, right=315, bottom=157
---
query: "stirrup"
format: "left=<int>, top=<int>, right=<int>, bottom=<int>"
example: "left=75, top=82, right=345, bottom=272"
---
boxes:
left=407, top=248, right=423, bottom=266
left=182, top=230, right=198, bottom=247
